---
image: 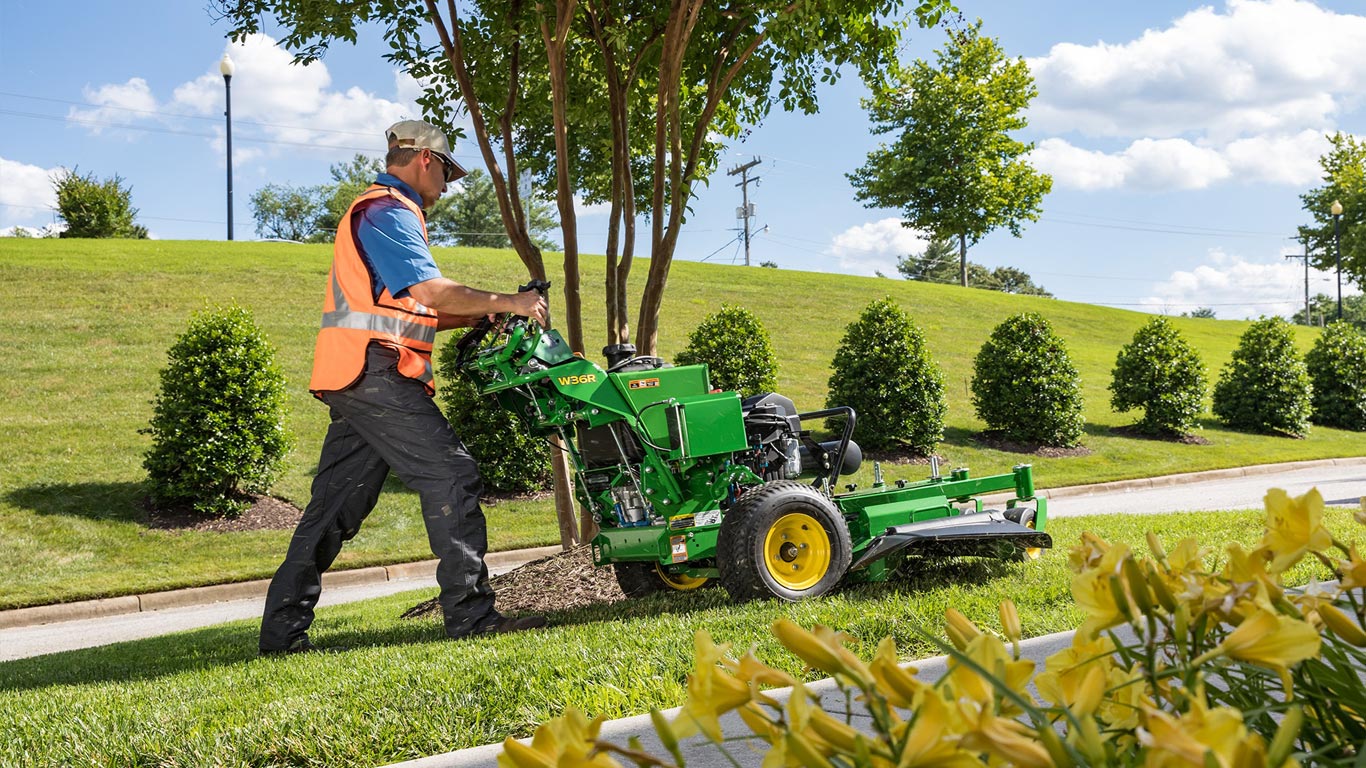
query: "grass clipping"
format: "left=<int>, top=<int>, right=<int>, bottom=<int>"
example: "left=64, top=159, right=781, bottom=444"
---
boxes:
left=402, top=546, right=626, bottom=619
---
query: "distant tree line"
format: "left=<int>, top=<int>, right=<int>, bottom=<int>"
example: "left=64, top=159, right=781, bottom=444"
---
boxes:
left=248, top=154, right=558, bottom=249
left=896, top=238, right=1051, bottom=296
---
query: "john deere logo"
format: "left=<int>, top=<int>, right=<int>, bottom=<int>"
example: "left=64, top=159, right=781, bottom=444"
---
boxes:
left=629, top=378, right=660, bottom=390
left=557, top=374, right=597, bottom=386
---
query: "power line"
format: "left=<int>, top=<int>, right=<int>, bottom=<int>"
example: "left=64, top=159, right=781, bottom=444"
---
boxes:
left=0, top=90, right=382, bottom=137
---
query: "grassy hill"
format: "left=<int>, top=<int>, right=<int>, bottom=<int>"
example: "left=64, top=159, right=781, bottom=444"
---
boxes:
left=1, top=238, right=1360, bottom=608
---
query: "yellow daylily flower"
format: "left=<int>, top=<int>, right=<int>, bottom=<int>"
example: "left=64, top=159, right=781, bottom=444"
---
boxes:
left=944, top=608, right=981, bottom=651
left=1036, top=633, right=1117, bottom=712
left=956, top=699, right=1053, bottom=768
left=1261, top=487, right=1333, bottom=573
left=1318, top=602, right=1366, bottom=647
left=892, top=691, right=980, bottom=768
left=772, top=620, right=872, bottom=688
left=1340, top=543, right=1366, bottom=591
left=498, top=708, right=620, bottom=768
left=999, top=600, right=1022, bottom=646
left=1198, top=608, right=1321, bottom=689
left=870, top=636, right=927, bottom=709
left=673, top=630, right=753, bottom=740
left=944, top=633, right=1035, bottom=716
left=1139, top=696, right=1251, bottom=768
left=1072, top=565, right=1130, bottom=639
left=1069, top=531, right=1113, bottom=574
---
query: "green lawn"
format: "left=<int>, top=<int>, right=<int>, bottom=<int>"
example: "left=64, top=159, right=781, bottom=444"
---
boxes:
left=0, top=509, right=1357, bottom=768
left=2, top=238, right=1364, bottom=609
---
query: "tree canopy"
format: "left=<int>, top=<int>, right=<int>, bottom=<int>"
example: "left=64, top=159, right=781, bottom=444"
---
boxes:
left=53, top=169, right=148, bottom=239
left=1300, top=132, right=1366, bottom=287
left=849, top=20, right=1050, bottom=287
left=216, top=0, right=956, bottom=354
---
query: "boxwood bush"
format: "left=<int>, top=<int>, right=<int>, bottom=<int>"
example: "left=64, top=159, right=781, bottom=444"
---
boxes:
left=674, top=304, right=779, bottom=397
left=825, top=297, right=945, bottom=454
left=1306, top=321, right=1366, bottom=431
left=142, top=305, right=293, bottom=516
left=1212, top=316, right=1312, bottom=437
left=435, top=338, right=552, bottom=493
left=1109, top=317, right=1207, bottom=435
left=971, top=312, right=1084, bottom=447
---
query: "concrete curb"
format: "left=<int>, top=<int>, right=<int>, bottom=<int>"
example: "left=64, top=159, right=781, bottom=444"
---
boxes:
left=4, top=456, right=1362, bottom=631
left=0, top=545, right=562, bottom=631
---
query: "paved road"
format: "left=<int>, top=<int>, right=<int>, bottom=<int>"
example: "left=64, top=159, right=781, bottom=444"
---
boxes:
left=3, top=462, right=1360, bottom=664
left=1045, top=463, right=1364, bottom=517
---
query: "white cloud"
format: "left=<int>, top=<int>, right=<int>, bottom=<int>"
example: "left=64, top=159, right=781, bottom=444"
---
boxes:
left=826, top=217, right=928, bottom=276
left=1140, top=247, right=1354, bottom=319
left=1024, top=0, right=1364, bottom=192
left=1028, top=0, right=1366, bottom=141
left=1033, top=130, right=1330, bottom=190
left=71, top=34, right=423, bottom=164
left=0, top=157, right=59, bottom=228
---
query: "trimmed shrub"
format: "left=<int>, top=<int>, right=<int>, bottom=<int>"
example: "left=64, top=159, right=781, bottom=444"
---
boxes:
left=142, top=305, right=293, bottom=516
left=825, top=297, right=945, bottom=453
left=1109, top=317, right=1208, bottom=435
left=971, top=312, right=1084, bottom=447
left=1306, top=321, right=1366, bottom=430
left=436, top=338, right=551, bottom=493
left=1212, top=316, right=1312, bottom=436
left=674, top=304, right=779, bottom=397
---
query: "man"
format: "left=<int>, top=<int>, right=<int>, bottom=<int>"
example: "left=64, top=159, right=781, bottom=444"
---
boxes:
left=259, top=119, right=549, bottom=655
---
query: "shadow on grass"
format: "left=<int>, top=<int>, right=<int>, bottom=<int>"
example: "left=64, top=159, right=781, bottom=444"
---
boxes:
left=3, top=481, right=147, bottom=523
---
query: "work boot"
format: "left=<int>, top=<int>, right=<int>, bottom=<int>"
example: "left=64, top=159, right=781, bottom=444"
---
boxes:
left=259, top=636, right=347, bottom=656
left=459, top=612, right=548, bottom=639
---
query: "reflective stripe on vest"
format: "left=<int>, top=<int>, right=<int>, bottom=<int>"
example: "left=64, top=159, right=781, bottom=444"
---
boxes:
left=309, top=185, right=439, bottom=396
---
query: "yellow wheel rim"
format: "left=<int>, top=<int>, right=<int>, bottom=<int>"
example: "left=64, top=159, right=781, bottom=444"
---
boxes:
left=655, top=565, right=709, bottom=592
left=1024, top=515, right=1042, bottom=561
left=763, top=512, right=832, bottom=591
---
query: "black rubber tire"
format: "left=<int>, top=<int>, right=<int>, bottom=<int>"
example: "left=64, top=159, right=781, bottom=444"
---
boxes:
left=717, top=480, right=852, bottom=602
left=1003, top=507, right=1041, bottom=562
left=612, top=561, right=711, bottom=598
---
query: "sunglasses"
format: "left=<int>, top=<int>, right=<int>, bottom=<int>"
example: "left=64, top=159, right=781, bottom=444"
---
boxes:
left=429, top=151, right=456, bottom=183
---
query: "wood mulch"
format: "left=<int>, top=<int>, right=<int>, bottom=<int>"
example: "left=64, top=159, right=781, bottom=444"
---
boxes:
left=144, top=494, right=304, bottom=533
left=1108, top=424, right=1212, bottom=445
left=401, top=545, right=626, bottom=620
left=143, top=489, right=553, bottom=533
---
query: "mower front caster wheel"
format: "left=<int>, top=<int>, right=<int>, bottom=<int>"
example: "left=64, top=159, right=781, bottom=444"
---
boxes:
left=717, top=481, right=852, bottom=602
left=613, top=562, right=711, bottom=598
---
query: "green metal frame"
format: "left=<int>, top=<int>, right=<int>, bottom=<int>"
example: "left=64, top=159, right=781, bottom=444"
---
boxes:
left=462, top=323, right=1047, bottom=582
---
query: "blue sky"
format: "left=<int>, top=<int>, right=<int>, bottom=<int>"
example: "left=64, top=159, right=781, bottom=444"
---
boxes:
left=2, top=0, right=1363, bottom=320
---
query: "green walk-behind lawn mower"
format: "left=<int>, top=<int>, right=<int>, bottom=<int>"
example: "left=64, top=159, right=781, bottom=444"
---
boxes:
left=455, top=281, right=1052, bottom=602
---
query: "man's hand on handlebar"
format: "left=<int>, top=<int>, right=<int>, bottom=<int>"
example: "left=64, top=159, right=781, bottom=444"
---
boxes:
left=507, top=290, right=548, bottom=326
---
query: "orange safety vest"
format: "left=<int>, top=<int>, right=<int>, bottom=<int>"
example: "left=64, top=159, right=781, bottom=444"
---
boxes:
left=309, top=185, right=439, bottom=397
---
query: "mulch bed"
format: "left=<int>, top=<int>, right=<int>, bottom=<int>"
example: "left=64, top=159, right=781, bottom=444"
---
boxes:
left=973, top=430, right=1093, bottom=458
left=401, top=545, right=626, bottom=620
left=145, top=494, right=304, bottom=533
left=1108, top=424, right=1212, bottom=445
left=143, top=489, right=554, bottom=533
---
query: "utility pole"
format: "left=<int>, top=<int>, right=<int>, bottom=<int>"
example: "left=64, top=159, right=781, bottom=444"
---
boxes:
left=1286, top=237, right=1310, bottom=324
left=728, top=157, right=761, bottom=266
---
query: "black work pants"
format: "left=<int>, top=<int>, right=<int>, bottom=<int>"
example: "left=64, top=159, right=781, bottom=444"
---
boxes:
left=259, top=346, right=496, bottom=651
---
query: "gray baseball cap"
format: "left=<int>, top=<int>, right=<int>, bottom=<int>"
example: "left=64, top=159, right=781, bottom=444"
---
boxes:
left=385, top=119, right=467, bottom=183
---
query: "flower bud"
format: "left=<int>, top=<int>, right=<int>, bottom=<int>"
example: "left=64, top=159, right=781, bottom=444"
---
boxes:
left=999, top=600, right=1022, bottom=645
left=1319, top=603, right=1366, bottom=647
left=945, top=608, right=981, bottom=651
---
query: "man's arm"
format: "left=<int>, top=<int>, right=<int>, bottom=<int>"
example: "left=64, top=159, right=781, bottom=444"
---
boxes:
left=408, top=277, right=548, bottom=327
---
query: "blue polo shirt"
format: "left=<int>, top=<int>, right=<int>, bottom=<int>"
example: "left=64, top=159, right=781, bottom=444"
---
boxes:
left=353, top=173, right=442, bottom=300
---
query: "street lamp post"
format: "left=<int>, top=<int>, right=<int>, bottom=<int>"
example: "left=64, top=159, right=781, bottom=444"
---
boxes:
left=1332, top=199, right=1343, bottom=321
left=220, top=53, right=235, bottom=241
